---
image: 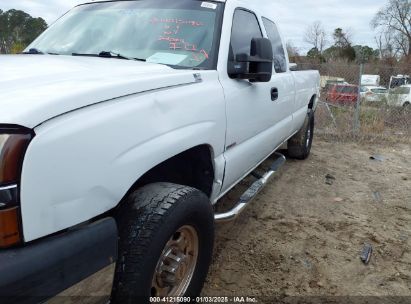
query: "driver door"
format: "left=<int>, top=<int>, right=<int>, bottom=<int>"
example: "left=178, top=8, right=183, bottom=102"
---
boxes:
left=219, top=9, right=293, bottom=194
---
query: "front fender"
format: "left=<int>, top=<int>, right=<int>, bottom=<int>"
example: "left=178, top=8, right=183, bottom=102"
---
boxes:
left=20, top=72, right=225, bottom=241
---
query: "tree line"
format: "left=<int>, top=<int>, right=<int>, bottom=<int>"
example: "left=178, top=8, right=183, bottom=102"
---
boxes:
left=0, top=9, right=47, bottom=54
left=292, top=0, right=411, bottom=65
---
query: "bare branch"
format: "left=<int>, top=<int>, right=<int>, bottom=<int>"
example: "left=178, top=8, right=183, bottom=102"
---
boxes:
left=372, top=0, right=411, bottom=57
left=304, top=21, right=328, bottom=54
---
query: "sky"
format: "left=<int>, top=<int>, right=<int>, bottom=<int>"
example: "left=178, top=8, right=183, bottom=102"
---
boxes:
left=0, top=0, right=387, bottom=54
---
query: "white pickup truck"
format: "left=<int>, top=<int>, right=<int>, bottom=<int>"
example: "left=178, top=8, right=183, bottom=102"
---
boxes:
left=0, top=0, right=320, bottom=302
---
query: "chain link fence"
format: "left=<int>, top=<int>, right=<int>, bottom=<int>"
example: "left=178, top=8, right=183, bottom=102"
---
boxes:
left=297, top=63, right=411, bottom=142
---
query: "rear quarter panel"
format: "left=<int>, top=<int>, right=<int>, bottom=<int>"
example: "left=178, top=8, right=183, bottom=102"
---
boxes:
left=291, top=70, right=320, bottom=131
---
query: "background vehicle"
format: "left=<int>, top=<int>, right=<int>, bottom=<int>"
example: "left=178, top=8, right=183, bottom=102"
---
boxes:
left=361, top=74, right=380, bottom=87
left=322, top=78, right=347, bottom=92
left=0, top=0, right=320, bottom=303
left=360, top=86, right=388, bottom=103
left=326, top=84, right=359, bottom=105
left=388, top=85, right=411, bottom=108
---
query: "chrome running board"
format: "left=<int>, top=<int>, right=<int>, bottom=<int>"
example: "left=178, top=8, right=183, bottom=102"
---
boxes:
left=215, top=152, right=286, bottom=223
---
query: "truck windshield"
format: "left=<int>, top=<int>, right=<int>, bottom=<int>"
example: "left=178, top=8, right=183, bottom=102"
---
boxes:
left=26, top=0, right=223, bottom=70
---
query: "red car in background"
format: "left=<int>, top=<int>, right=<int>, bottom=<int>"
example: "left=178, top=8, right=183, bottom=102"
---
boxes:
left=326, top=84, right=359, bottom=105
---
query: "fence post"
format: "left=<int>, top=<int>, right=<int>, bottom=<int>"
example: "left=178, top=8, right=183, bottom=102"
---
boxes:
left=354, top=64, right=364, bottom=133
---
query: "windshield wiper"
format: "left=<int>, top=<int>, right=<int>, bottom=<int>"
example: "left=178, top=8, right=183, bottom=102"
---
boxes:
left=72, top=51, right=146, bottom=62
left=22, top=48, right=59, bottom=55
left=100, top=51, right=147, bottom=62
left=99, top=51, right=130, bottom=60
left=22, top=48, right=44, bottom=55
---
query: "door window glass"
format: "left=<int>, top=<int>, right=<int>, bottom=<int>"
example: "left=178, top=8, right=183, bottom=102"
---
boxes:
left=229, top=9, right=262, bottom=60
left=262, top=17, right=286, bottom=73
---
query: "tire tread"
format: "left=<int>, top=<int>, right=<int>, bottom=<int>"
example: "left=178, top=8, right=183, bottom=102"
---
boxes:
left=112, top=183, right=213, bottom=303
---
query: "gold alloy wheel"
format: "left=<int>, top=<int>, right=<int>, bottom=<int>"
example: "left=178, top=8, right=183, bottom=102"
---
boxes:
left=151, top=225, right=199, bottom=297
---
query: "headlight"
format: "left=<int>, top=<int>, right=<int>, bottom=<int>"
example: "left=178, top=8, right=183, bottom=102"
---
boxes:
left=0, top=126, right=33, bottom=248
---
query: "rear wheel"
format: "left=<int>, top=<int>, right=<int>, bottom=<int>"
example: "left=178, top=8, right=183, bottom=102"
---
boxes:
left=111, top=183, right=214, bottom=304
left=287, top=110, right=315, bottom=160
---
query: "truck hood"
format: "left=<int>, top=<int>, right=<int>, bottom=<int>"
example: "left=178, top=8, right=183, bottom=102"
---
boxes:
left=0, top=55, right=199, bottom=128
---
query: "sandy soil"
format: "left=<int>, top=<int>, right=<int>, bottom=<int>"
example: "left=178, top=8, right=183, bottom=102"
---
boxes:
left=53, top=139, right=411, bottom=303
left=203, top=139, right=411, bottom=301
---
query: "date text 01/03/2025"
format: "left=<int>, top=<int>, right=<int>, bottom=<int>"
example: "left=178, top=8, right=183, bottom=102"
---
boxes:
left=149, top=296, right=258, bottom=303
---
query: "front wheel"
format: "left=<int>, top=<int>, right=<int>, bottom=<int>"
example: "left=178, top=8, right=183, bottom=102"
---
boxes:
left=111, top=183, right=214, bottom=304
left=287, top=110, right=315, bottom=160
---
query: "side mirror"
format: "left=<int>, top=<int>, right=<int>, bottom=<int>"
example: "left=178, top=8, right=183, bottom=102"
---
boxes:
left=228, top=38, right=273, bottom=82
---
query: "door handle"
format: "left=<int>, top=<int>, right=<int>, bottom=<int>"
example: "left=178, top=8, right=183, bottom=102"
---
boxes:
left=271, top=88, right=279, bottom=101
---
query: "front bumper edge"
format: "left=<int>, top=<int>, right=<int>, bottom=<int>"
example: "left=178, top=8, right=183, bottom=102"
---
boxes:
left=0, top=217, right=118, bottom=303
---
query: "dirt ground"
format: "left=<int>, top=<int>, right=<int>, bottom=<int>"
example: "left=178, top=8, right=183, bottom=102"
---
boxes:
left=53, top=138, right=411, bottom=303
left=203, top=138, right=411, bottom=301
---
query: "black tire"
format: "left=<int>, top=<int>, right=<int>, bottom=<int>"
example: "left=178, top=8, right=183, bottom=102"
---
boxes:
left=287, top=110, right=315, bottom=160
left=111, top=183, right=214, bottom=304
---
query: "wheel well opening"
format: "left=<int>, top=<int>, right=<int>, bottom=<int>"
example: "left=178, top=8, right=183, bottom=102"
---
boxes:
left=128, top=145, right=215, bottom=198
left=308, top=95, right=316, bottom=109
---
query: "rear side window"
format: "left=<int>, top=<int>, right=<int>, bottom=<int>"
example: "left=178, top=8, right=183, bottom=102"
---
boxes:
left=343, top=86, right=357, bottom=94
left=229, top=9, right=262, bottom=59
left=336, top=86, right=356, bottom=94
left=393, top=87, right=411, bottom=94
left=398, top=87, right=411, bottom=94
left=336, top=86, right=344, bottom=93
left=262, top=17, right=287, bottom=73
left=371, top=89, right=387, bottom=94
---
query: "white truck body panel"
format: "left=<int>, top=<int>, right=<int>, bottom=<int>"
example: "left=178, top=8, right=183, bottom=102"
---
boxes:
left=0, top=0, right=320, bottom=242
left=20, top=70, right=226, bottom=241
left=0, top=55, right=200, bottom=128
left=218, top=0, right=319, bottom=193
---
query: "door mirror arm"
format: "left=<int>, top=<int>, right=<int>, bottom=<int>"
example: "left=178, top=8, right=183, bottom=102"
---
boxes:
left=289, top=63, right=298, bottom=71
